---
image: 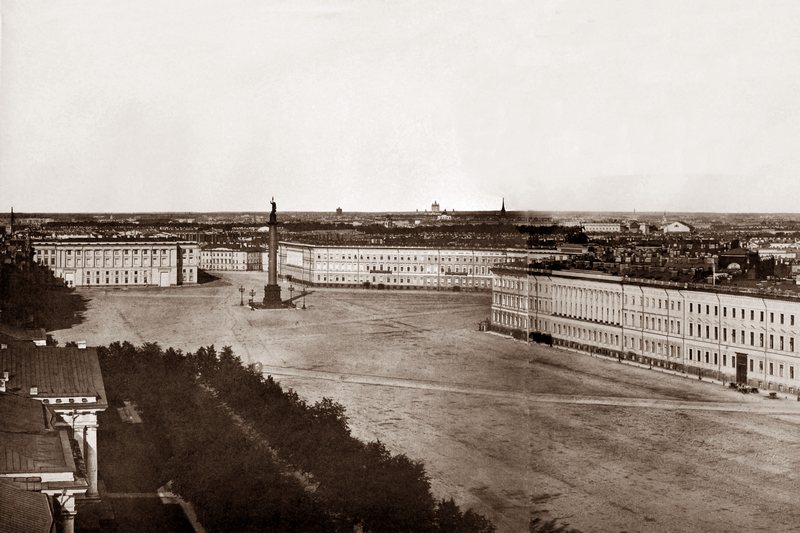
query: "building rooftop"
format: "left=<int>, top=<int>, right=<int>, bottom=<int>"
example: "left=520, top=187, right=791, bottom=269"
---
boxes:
left=0, top=393, right=49, bottom=433
left=492, top=263, right=800, bottom=303
left=33, top=237, right=198, bottom=245
left=0, top=394, right=77, bottom=476
left=200, top=244, right=264, bottom=252
left=0, top=346, right=107, bottom=408
left=0, top=481, right=53, bottom=533
left=279, top=241, right=530, bottom=253
left=0, top=426, right=74, bottom=476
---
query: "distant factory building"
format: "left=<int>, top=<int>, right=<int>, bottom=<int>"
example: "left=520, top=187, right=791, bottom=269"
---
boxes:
left=200, top=246, right=262, bottom=271
left=32, top=238, right=199, bottom=287
left=662, top=221, right=692, bottom=233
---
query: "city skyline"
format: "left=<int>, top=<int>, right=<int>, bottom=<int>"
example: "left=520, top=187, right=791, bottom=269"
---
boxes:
left=3, top=1, right=800, bottom=213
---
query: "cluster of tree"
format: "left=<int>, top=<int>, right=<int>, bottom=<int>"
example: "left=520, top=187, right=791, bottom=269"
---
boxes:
left=98, top=341, right=495, bottom=532
left=753, top=256, right=794, bottom=280
left=517, top=225, right=589, bottom=246
left=0, top=260, right=86, bottom=330
left=530, top=516, right=580, bottom=533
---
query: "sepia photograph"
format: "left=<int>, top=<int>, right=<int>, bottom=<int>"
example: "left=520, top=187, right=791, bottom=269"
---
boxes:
left=3, top=1, right=800, bottom=532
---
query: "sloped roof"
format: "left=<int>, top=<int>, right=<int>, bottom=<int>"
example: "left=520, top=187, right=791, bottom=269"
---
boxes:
left=0, top=395, right=76, bottom=476
left=0, top=481, right=54, bottom=533
left=0, top=393, right=48, bottom=433
left=0, top=346, right=107, bottom=408
left=0, top=431, right=71, bottom=474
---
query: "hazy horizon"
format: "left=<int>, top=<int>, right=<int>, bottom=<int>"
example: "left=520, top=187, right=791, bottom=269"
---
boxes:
left=6, top=208, right=800, bottom=218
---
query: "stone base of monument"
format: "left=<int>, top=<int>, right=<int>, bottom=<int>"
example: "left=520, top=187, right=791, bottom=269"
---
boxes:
left=257, top=284, right=287, bottom=309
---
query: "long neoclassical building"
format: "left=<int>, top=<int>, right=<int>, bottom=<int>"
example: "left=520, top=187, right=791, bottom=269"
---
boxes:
left=278, top=242, right=575, bottom=291
left=492, top=263, right=800, bottom=392
left=33, top=238, right=200, bottom=287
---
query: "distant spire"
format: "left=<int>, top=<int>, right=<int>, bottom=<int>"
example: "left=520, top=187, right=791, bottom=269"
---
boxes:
left=500, top=197, right=506, bottom=216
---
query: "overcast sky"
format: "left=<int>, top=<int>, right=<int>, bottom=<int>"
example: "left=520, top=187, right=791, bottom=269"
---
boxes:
left=2, top=0, right=800, bottom=213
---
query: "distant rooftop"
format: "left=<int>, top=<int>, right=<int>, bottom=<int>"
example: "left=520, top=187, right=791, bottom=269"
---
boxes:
left=492, top=262, right=800, bottom=303
left=33, top=237, right=198, bottom=244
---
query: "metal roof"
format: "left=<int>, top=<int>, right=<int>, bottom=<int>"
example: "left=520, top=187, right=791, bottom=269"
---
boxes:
left=0, top=346, right=107, bottom=408
left=0, top=481, right=54, bottom=533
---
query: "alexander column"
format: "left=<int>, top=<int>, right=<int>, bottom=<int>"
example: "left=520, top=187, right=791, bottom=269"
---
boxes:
left=263, top=197, right=283, bottom=308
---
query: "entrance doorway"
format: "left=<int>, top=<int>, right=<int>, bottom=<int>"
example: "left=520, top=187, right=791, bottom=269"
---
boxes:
left=736, top=353, right=748, bottom=384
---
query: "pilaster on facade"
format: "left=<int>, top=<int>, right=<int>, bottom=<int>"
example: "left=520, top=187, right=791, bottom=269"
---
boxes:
left=490, top=266, right=800, bottom=392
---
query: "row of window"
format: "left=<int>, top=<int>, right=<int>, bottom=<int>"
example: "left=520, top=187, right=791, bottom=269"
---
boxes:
left=556, top=324, right=621, bottom=346
left=315, top=253, right=506, bottom=263
left=318, top=263, right=492, bottom=275
left=688, top=303, right=796, bottom=326
left=504, top=282, right=800, bottom=332
left=686, top=349, right=795, bottom=379
left=84, top=270, right=150, bottom=285
left=55, top=248, right=172, bottom=256
left=317, top=275, right=488, bottom=286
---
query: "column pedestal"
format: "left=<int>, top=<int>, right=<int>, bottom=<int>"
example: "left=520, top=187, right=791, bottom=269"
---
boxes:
left=263, top=285, right=282, bottom=308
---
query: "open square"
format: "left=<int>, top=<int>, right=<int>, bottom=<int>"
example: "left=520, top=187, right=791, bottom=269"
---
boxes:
left=53, top=272, right=800, bottom=532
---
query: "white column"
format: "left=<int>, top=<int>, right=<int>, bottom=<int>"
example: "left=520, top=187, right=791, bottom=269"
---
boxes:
left=75, top=427, right=85, bottom=457
left=85, top=425, right=99, bottom=497
left=57, top=494, right=76, bottom=533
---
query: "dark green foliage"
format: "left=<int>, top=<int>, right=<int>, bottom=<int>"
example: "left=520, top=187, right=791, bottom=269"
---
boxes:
left=755, top=255, right=776, bottom=279
left=517, top=225, right=588, bottom=247
left=435, top=499, right=495, bottom=532
left=530, top=517, right=580, bottom=533
left=98, top=342, right=494, bottom=532
left=99, top=342, right=331, bottom=532
left=0, top=261, right=87, bottom=330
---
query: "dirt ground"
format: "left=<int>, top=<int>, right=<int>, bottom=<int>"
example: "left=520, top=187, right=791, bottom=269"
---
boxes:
left=53, top=272, right=800, bottom=532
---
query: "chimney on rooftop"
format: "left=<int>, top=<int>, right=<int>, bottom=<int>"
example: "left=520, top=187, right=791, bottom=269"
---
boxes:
left=2, top=371, right=8, bottom=380
left=77, top=341, right=87, bottom=350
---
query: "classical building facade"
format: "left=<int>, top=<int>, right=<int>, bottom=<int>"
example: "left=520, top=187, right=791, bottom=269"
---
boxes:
left=492, top=264, right=800, bottom=392
left=33, top=239, right=199, bottom=287
left=278, top=242, right=574, bottom=290
left=200, top=246, right=262, bottom=271
left=581, top=222, right=622, bottom=233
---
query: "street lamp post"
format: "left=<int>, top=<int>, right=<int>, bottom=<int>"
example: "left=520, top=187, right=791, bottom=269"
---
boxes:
left=302, top=287, right=306, bottom=310
left=239, top=285, right=245, bottom=306
left=249, top=289, right=256, bottom=306
left=289, top=284, right=295, bottom=303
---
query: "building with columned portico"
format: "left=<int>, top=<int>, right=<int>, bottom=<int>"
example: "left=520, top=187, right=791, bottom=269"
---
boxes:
left=33, top=238, right=199, bottom=287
